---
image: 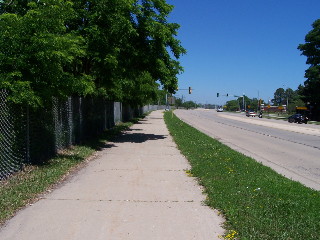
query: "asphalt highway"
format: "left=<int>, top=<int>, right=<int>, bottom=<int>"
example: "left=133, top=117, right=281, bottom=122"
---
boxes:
left=175, top=109, right=320, bottom=191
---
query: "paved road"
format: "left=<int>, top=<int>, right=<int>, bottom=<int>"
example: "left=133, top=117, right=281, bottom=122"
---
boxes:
left=0, top=110, right=224, bottom=240
left=175, top=109, right=320, bottom=191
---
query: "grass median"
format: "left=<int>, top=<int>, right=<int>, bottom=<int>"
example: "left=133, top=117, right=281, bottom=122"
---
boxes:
left=164, top=111, right=320, bottom=240
left=0, top=121, right=134, bottom=225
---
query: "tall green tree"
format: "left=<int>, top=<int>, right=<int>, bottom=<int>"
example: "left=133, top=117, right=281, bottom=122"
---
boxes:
left=155, top=89, right=167, bottom=105
left=284, top=88, right=303, bottom=112
left=273, top=88, right=286, bottom=105
left=175, top=97, right=183, bottom=108
left=65, top=0, right=185, bottom=105
left=67, top=0, right=138, bottom=101
left=298, top=19, right=320, bottom=117
left=0, top=0, right=95, bottom=106
left=226, top=99, right=240, bottom=111
left=135, top=0, right=186, bottom=93
left=182, top=100, right=197, bottom=109
left=284, top=88, right=295, bottom=104
left=0, top=0, right=185, bottom=106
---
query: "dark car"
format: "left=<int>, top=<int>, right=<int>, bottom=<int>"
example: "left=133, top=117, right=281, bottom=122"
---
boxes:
left=288, top=114, right=308, bottom=124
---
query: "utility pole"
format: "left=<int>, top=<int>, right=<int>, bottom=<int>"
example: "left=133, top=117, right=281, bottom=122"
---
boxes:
left=258, top=90, right=260, bottom=112
left=243, top=94, right=245, bottom=111
left=165, top=93, right=168, bottom=107
left=283, top=84, right=289, bottom=113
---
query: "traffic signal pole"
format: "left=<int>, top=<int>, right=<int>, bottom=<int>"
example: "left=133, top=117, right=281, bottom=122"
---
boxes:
left=178, top=87, right=193, bottom=94
left=217, top=93, right=229, bottom=97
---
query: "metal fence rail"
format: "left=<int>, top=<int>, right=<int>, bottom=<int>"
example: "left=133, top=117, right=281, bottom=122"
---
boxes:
left=0, top=90, right=164, bottom=179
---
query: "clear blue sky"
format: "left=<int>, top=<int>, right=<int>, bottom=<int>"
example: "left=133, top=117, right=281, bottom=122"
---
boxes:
left=168, top=0, right=320, bottom=105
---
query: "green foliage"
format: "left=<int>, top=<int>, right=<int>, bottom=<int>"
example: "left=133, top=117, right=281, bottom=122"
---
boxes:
left=227, top=95, right=258, bottom=111
left=66, top=0, right=185, bottom=104
left=0, top=145, right=94, bottom=224
left=298, top=19, right=320, bottom=113
left=225, top=100, right=240, bottom=111
left=164, top=111, right=320, bottom=240
left=135, top=0, right=186, bottom=93
left=272, top=87, right=305, bottom=112
left=272, top=87, right=297, bottom=107
left=181, top=100, right=197, bottom=109
left=0, top=0, right=95, bottom=106
left=0, top=0, right=185, bottom=107
left=273, top=88, right=285, bottom=105
left=153, top=88, right=167, bottom=105
left=175, top=97, right=183, bottom=107
left=174, top=98, right=198, bottom=109
left=0, top=0, right=31, bottom=15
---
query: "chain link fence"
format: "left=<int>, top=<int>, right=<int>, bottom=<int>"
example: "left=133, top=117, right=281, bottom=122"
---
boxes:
left=0, top=89, right=164, bottom=179
left=0, top=90, right=27, bottom=178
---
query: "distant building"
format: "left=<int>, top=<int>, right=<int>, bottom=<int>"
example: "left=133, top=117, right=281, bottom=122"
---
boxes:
left=263, top=104, right=287, bottom=113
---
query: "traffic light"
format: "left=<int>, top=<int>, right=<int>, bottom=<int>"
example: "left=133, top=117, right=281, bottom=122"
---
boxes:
left=188, top=87, right=192, bottom=94
left=217, top=93, right=219, bottom=97
left=227, top=93, right=228, bottom=97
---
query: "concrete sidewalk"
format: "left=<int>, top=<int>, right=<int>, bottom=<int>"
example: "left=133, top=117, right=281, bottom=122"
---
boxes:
left=0, top=110, right=225, bottom=240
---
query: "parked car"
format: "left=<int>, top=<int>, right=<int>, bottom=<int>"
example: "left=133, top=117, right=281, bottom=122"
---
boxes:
left=246, top=110, right=257, bottom=117
left=288, top=114, right=308, bottom=124
left=217, top=108, right=223, bottom=112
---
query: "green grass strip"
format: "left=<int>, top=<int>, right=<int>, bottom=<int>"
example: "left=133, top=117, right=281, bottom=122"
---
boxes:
left=164, top=111, right=320, bottom=240
left=0, top=122, right=133, bottom=225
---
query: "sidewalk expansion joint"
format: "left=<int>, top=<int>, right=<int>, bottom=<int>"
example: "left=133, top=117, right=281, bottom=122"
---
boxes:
left=105, top=153, right=182, bottom=156
left=94, top=169, right=185, bottom=172
left=46, top=198, right=197, bottom=204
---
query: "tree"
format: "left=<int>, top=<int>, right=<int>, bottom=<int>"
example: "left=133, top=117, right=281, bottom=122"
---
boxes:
left=154, top=89, right=167, bottom=105
left=0, top=0, right=186, bottom=107
left=228, top=95, right=259, bottom=111
left=271, top=86, right=307, bottom=113
left=0, top=0, right=94, bottom=106
left=175, top=97, right=183, bottom=108
left=298, top=19, right=320, bottom=118
left=247, top=97, right=259, bottom=110
left=284, top=88, right=295, bottom=104
left=273, top=88, right=285, bottom=105
left=67, top=0, right=185, bottom=105
left=0, top=0, right=31, bottom=15
left=225, top=100, right=240, bottom=111
left=173, top=98, right=197, bottom=109
left=237, top=95, right=250, bottom=110
left=284, top=88, right=302, bottom=112
left=182, top=100, right=197, bottom=109
left=135, top=0, right=186, bottom=93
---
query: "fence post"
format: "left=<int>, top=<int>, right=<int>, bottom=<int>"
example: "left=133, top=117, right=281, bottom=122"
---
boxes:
left=68, top=97, right=73, bottom=146
left=26, top=105, right=30, bottom=164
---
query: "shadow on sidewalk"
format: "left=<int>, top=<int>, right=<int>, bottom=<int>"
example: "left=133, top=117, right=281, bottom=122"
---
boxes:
left=85, top=120, right=166, bottom=151
left=114, top=132, right=167, bottom=143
